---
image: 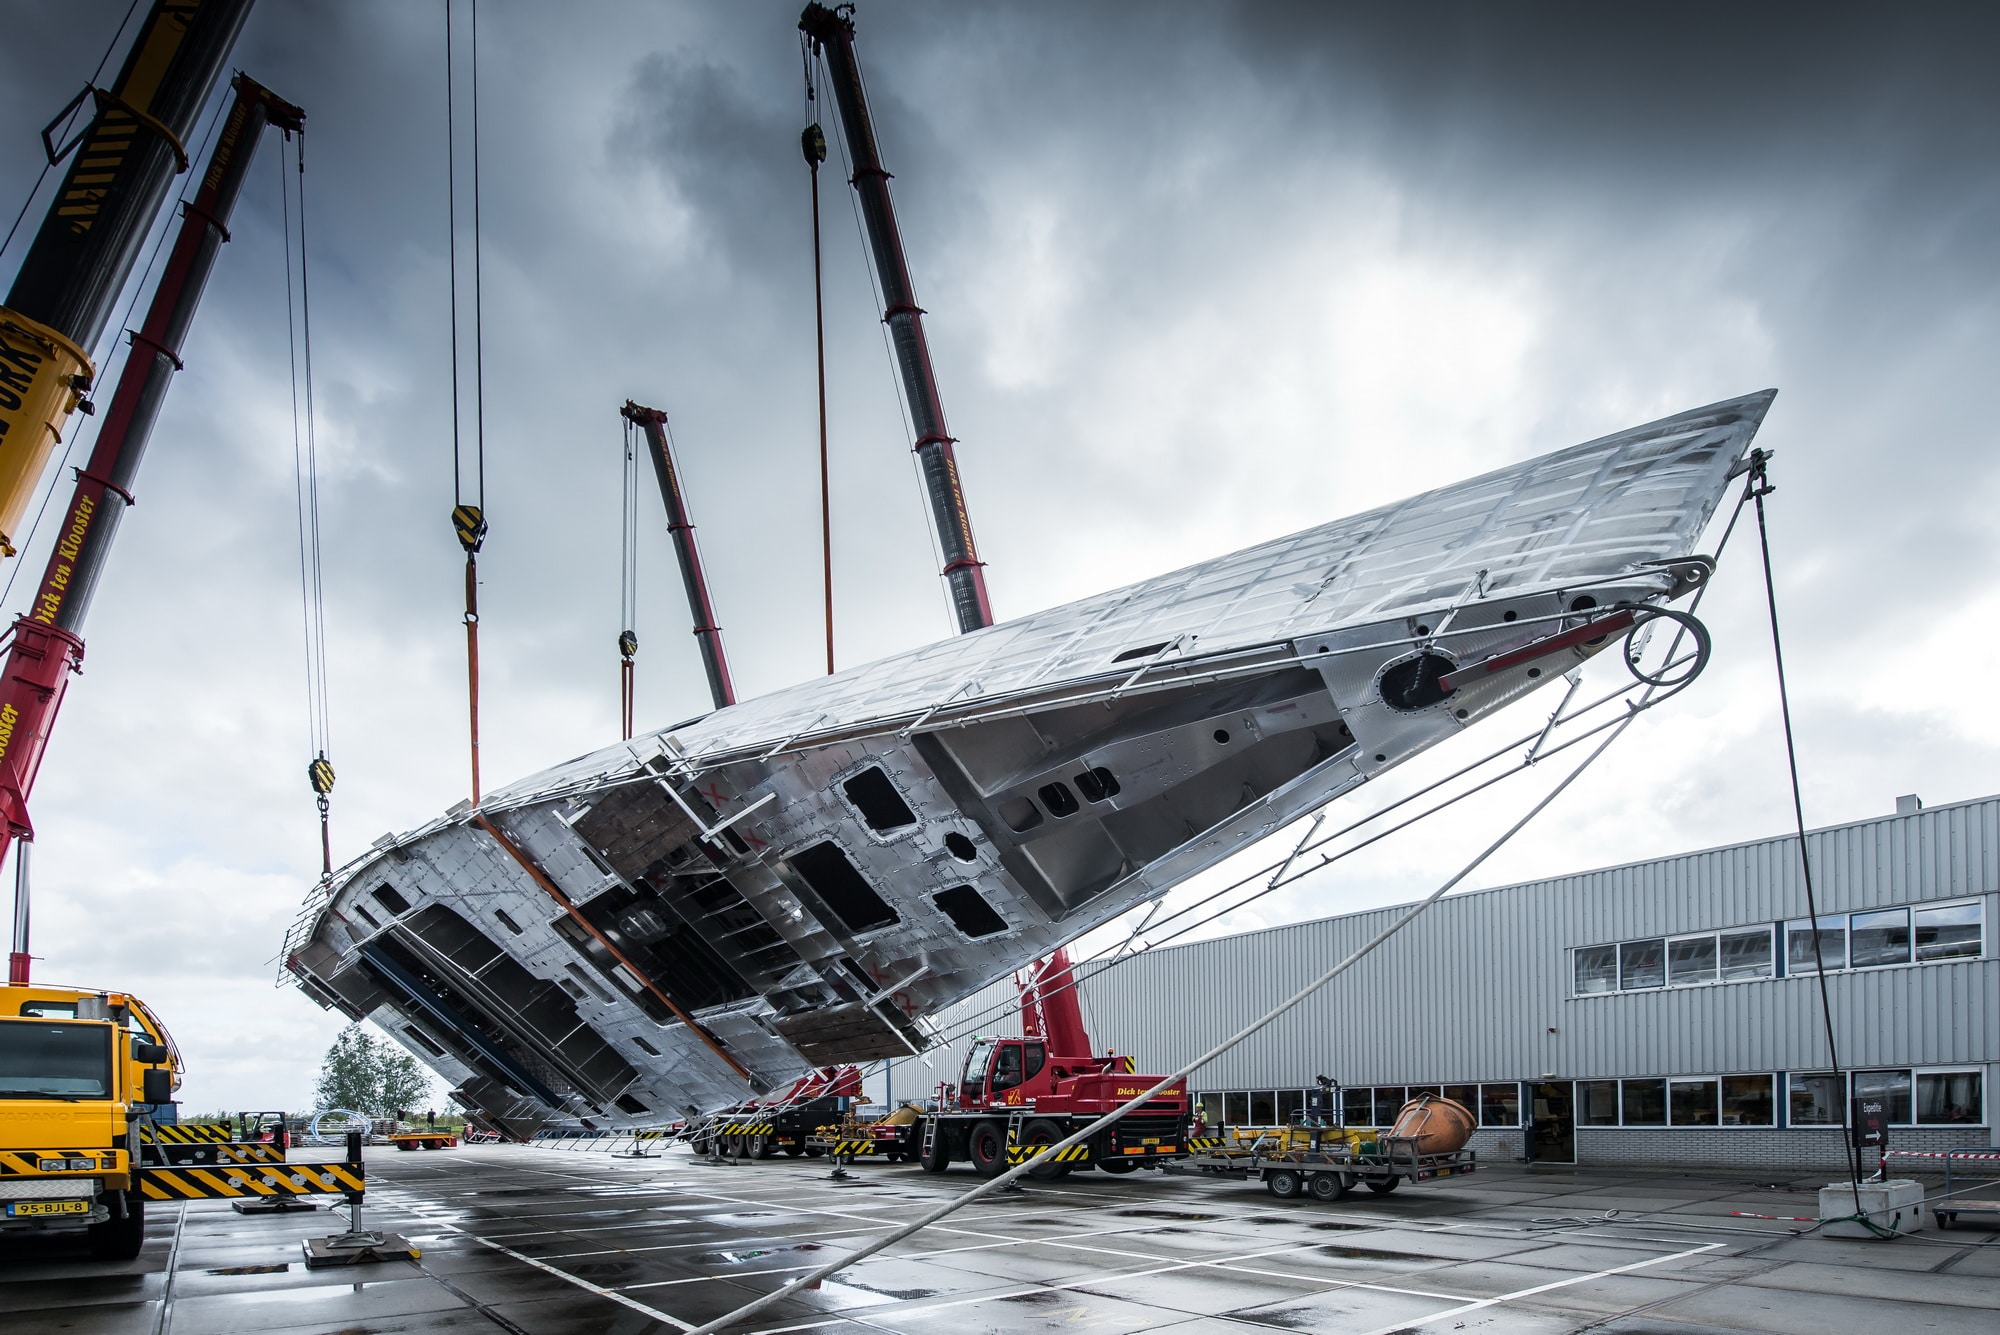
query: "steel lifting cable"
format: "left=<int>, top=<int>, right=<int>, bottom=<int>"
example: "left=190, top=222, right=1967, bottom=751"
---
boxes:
left=802, top=43, right=834, bottom=676
left=618, top=414, right=639, bottom=740
left=280, top=118, right=336, bottom=881
left=683, top=710, right=1642, bottom=1335
left=446, top=0, right=489, bottom=802
left=1746, top=450, right=1871, bottom=1219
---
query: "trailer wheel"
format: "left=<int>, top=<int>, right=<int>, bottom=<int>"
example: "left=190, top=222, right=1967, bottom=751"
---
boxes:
left=1366, top=1176, right=1399, bottom=1195
left=1309, top=1172, right=1347, bottom=1201
left=968, top=1120, right=1009, bottom=1178
left=1266, top=1169, right=1303, bottom=1199
left=87, top=1191, right=145, bottom=1261
left=919, top=1128, right=951, bottom=1173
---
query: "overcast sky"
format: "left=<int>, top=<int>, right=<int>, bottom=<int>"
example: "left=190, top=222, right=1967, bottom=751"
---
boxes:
left=1, top=1, right=1994, bottom=1113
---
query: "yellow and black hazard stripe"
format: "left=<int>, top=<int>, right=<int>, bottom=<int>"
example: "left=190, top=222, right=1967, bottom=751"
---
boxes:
left=137, top=1161, right=365, bottom=1202
left=633, top=1129, right=668, bottom=1142
left=138, top=1123, right=236, bottom=1145
left=1187, top=1137, right=1224, bottom=1151
left=720, top=1122, right=774, bottom=1136
left=0, top=1148, right=123, bottom=1175
left=1006, top=1143, right=1091, bottom=1166
left=821, top=1139, right=880, bottom=1157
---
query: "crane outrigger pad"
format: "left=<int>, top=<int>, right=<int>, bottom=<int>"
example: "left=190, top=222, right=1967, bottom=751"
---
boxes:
left=283, top=392, right=1774, bottom=1136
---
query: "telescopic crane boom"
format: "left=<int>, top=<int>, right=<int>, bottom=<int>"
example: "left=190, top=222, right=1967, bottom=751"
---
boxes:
left=798, top=2, right=994, bottom=635
left=620, top=402, right=737, bottom=712
left=0, top=0, right=255, bottom=560
left=4, top=74, right=302, bottom=984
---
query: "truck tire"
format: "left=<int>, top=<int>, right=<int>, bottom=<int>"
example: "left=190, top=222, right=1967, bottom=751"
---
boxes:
left=1365, top=1176, right=1399, bottom=1195
left=750, top=1134, right=775, bottom=1160
left=919, top=1127, right=951, bottom=1173
left=1308, top=1172, right=1347, bottom=1201
left=1019, top=1120, right=1070, bottom=1180
left=1265, top=1169, right=1303, bottom=1199
left=87, top=1191, right=145, bottom=1262
left=968, top=1120, right=1009, bottom=1178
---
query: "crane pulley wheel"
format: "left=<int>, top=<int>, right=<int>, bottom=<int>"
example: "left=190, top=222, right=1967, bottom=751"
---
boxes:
left=307, top=754, right=335, bottom=796
left=801, top=123, right=826, bottom=166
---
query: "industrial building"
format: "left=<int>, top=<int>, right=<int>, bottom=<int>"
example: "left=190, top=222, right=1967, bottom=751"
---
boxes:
left=916, top=792, right=1997, bottom=1170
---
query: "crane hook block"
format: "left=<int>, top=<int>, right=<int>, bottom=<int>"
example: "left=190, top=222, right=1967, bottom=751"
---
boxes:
left=452, top=504, right=487, bottom=553
left=618, top=629, right=638, bottom=659
left=801, top=123, right=827, bottom=166
left=307, top=755, right=336, bottom=796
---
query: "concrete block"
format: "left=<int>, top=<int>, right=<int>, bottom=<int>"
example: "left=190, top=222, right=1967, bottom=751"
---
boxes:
left=1818, top=1178, right=1927, bottom=1237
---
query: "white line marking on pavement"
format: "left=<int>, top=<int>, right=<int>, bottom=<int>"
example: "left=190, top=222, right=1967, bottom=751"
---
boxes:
left=1351, top=1241, right=1726, bottom=1335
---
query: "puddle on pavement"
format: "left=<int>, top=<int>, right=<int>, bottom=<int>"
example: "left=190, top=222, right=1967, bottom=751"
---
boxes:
left=1316, top=1244, right=1432, bottom=1262
left=205, top=1263, right=291, bottom=1275
left=697, top=1242, right=825, bottom=1265
left=1115, top=1209, right=1219, bottom=1221
left=1307, top=1221, right=1370, bottom=1231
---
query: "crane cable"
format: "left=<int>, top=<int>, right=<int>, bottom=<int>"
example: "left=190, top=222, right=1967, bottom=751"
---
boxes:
left=618, top=414, right=638, bottom=739
left=446, top=0, right=489, bottom=803
left=801, top=38, right=834, bottom=675
left=279, top=121, right=335, bottom=879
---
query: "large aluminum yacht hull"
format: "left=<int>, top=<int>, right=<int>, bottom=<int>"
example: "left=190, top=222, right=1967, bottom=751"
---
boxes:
left=282, top=392, right=1772, bottom=1135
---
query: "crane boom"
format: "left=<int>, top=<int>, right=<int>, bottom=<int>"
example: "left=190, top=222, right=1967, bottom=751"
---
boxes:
left=620, top=402, right=737, bottom=712
left=3, top=75, right=300, bottom=982
left=0, top=0, right=255, bottom=561
left=798, top=3, right=993, bottom=635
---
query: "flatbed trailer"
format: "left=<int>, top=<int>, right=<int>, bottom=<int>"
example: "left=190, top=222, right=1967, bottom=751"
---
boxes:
left=387, top=1132, right=460, bottom=1151
left=805, top=1107, right=924, bottom=1162
left=1182, top=1131, right=1476, bottom=1201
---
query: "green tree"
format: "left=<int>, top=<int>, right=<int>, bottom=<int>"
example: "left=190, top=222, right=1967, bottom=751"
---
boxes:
left=312, top=1023, right=437, bottom=1115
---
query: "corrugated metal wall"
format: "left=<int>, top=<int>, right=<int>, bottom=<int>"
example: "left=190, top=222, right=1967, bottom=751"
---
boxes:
left=921, top=794, right=1999, bottom=1096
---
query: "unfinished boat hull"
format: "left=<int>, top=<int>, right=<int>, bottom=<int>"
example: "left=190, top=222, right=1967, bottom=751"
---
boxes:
left=282, top=392, right=1772, bottom=1135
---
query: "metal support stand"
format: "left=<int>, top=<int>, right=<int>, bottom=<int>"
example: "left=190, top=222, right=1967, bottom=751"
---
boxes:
left=302, top=1132, right=416, bottom=1268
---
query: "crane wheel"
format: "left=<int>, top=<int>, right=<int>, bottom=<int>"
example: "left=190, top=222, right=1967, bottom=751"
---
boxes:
left=750, top=1135, right=775, bottom=1160
left=1019, top=1120, right=1070, bottom=1180
left=87, top=1191, right=145, bottom=1261
left=1265, top=1169, right=1303, bottom=1200
left=1365, top=1177, right=1399, bottom=1195
left=968, top=1120, right=1009, bottom=1178
left=918, top=1129, right=951, bottom=1173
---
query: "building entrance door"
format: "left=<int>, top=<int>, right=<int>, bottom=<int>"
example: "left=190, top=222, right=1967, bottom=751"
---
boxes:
left=1531, top=1082, right=1575, bottom=1163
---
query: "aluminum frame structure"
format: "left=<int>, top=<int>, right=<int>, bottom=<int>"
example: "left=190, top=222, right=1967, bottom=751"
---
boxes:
left=282, top=392, right=1773, bottom=1136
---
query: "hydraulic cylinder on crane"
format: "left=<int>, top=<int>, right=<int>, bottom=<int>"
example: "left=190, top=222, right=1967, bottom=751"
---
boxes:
left=3, top=74, right=300, bottom=984
left=798, top=3, right=994, bottom=635
left=0, top=0, right=255, bottom=560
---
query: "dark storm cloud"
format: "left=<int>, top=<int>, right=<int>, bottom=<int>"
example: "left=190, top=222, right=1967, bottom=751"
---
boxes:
left=0, top=0, right=1994, bottom=1107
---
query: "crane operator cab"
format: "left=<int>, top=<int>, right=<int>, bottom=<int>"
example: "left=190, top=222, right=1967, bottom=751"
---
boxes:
left=958, top=1037, right=1053, bottom=1109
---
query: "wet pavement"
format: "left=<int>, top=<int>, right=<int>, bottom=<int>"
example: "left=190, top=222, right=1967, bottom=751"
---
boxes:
left=2, top=1144, right=1996, bottom=1333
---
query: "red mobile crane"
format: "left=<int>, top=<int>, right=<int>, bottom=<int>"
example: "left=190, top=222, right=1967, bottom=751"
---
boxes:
left=4, top=70, right=303, bottom=982
left=918, top=948, right=1192, bottom=1178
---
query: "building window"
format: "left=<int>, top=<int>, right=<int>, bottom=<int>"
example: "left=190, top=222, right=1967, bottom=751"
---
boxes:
left=1721, top=1074, right=1776, bottom=1126
left=1668, top=935, right=1718, bottom=987
left=1620, top=938, right=1665, bottom=990
left=1276, top=1090, right=1303, bottom=1124
left=1785, top=917, right=1847, bottom=973
left=1848, top=909, right=1911, bottom=968
left=1199, top=1093, right=1224, bottom=1127
left=1914, top=902, right=1982, bottom=961
left=1374, top=1087, right=1407, bottom=1126
left=1249, top=1091, right=1276, bottom=1125
left=1916, top=1071, right=1983, bottom=1125
left=1225, top=1092, right=1248, bottom=1126
left=1718, top=927, right=1774, bottom=981
left=1574, top=945, right=1619, bottom=994
left=1479, top=1083, right=1521, bottom=1127
left=1788, top=1072, right=1844, bottom=1126
left=1853, top=1069, right=1913, bottom=1125
left=1622, top=1078, right=1667, bottom=1126
left=1443, top=1083, right=1478, bottom=1112
left=1578, top=1080, right=1620, bottom=1126
left=1670, top=1078, right=1721, bottom=1126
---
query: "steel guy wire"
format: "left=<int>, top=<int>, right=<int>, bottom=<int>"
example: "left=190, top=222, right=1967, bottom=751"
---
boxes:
left=681, top=703, right=1640, bottom=1335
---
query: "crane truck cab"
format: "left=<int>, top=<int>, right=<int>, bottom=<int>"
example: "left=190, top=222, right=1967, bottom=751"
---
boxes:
left=1, top=985, right=182, bottom=1259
